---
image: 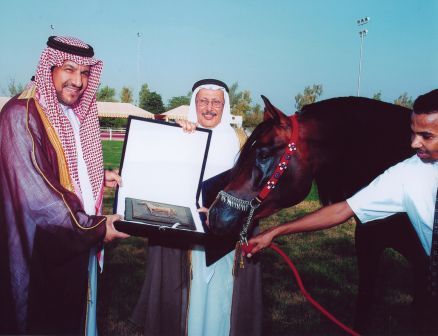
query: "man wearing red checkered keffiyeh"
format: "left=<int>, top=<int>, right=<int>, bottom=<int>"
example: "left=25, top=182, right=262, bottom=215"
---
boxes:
left=35, top=36, right=105, bottom=201
left=0, top=36, right=128, bottom=335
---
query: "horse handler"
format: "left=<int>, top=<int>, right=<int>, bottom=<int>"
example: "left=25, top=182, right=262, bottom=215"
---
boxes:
left=247, top=89, right=438, bottom=334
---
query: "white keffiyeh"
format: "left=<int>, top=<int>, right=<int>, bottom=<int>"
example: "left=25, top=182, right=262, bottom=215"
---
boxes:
left=188, top=84, right=239, bottom=180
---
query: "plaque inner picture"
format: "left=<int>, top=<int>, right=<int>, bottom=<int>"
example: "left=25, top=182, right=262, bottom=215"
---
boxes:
left=125, top=197, right=196, bottom=231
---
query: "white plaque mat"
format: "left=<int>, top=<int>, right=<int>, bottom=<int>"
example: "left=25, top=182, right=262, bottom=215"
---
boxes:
left=115, top=117, right=211, bottom=234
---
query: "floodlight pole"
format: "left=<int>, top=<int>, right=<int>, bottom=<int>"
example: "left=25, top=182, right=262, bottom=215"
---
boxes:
left=136, top=32, right=142, bottom=105
left=356, top=17, right=370, bottom=97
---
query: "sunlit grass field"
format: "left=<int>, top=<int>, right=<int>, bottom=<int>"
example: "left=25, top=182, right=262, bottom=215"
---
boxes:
left=98, top=140, right=414, bottom=335
left=102, top=140, right=124, bottom=170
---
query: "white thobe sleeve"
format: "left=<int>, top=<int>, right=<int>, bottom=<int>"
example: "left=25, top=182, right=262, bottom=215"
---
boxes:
left=347, top=164, right=406, bottom=224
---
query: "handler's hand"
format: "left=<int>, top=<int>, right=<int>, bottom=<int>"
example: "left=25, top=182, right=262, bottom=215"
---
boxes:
left=104, top=214, right=130, bottom=243
left=177, top=120, right=198, bottom=133
left=245, top=230, right=275, bottom=258
left=105, top=169, right=122, bottom=188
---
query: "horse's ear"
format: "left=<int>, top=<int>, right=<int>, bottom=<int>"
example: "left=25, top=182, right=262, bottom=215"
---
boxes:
left=261, top=95, right=289, bottom=124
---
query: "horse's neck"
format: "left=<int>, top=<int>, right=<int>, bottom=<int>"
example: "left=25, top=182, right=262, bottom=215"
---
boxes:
left=298, top=109, right=413, bottom=204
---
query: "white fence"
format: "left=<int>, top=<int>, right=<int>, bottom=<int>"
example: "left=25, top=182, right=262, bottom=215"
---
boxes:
left=100, top=128, right=126, bottom=141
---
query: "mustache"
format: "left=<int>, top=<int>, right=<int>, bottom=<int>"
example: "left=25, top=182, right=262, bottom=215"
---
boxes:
left=202, top=112, right=217, bottom=117
left=63, top=82, right=83, bottom=90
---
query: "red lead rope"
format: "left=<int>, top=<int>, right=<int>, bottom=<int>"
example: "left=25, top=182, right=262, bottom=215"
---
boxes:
left=242, top=243, right=360, bottom=336
left=239, top=115, right=359, bottom=335
left=269, top=244, right=360, bottom=336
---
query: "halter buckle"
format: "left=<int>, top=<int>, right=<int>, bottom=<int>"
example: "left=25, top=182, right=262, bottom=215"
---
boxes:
left=250, top=197, right=261, bottom=209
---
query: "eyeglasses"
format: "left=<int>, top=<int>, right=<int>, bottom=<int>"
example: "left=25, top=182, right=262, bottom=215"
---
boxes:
left=196, top=99, right=224, bottom=109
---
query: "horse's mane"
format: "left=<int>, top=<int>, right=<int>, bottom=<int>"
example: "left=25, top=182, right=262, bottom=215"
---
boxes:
left=298, top=96, right=414, bottom=205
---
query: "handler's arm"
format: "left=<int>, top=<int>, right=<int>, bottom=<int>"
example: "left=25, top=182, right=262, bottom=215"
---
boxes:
left=247, top=201, right=354, bottom=256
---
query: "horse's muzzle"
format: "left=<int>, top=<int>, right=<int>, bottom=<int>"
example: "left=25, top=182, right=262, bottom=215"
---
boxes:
left=208, top=199, right=245, bottom=236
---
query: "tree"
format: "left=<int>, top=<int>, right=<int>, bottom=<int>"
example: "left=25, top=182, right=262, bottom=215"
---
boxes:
left=228, top=82, right=252, bottom=116
left=138, top=83, right=165, bottom=114
left=141, top=91, right=165, bottom=114
left=394, top=92, right=413, bottom=109
left=6, top=78, right=24, bottom=96
left=120, top=87, right=133, bottom=103
left=294, top=84, right=323, bottom=110
left=228, top=82, right=243, bottom=108
left=97, top=85, right=117, bottom=102
left=99, top=117, right=127, bottom=129
left=138, top=83, right=150, bottom=108
left=372, top=91, right=382, bottom=101
left=243, top=103, right=263, bottom=128
left=232, top=90, right=252, bottom=116
left=226, top=82, right=263, bottom=128
left=167, top=95, right=190, bottom=110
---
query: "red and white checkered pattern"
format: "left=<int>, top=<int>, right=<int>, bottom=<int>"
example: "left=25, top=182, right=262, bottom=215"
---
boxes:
left=34, top=36, right=104, bottom=202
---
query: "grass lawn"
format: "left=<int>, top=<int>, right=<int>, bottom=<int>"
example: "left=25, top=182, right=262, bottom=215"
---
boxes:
left=102, top=140, right=124, bottom=170
left=98, top=140, right=415, bottom=335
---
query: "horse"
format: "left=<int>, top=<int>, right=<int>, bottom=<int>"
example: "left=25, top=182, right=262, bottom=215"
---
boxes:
left=207, top=95, right=428, bottom=331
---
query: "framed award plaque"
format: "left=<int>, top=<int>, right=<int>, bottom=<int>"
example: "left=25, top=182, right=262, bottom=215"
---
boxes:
left=113, top=117, right=211, bottom=245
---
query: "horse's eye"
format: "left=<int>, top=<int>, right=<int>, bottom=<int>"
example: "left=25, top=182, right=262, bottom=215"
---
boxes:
left=257, top=149, right=270, bottom=163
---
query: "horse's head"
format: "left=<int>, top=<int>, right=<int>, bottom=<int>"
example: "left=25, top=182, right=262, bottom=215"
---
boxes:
left=208, top=96, right=314, bottom=237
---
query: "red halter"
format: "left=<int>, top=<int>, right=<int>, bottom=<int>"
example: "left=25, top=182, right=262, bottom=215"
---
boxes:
left=255, top=114, right=299, bottom=202
left=221, top=114, right=299, bottom=244
left=215, top=114, right=299, bottom=244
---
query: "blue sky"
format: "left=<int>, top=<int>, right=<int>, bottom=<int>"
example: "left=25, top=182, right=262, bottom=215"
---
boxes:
left=1, top=0, right=436, bottom=114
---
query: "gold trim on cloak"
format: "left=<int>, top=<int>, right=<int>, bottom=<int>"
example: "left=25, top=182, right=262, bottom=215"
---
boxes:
left=35, top=101, right=75, bottom=192
left=18, top=86, right=36, bottom=100
left=23, top=90, right=104, bottom=230
left=19, top=87, right=74, bottom=192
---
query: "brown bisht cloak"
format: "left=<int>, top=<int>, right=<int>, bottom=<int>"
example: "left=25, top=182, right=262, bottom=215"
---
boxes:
left=0, top=95, right=106, bottom=334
